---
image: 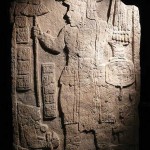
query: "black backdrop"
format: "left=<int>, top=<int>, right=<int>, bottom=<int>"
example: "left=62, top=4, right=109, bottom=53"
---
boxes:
left=0, top=0, right=150, bottom=149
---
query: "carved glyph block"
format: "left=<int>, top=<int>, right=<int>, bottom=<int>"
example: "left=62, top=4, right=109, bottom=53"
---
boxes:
left=16, top=27, right=29, bottom=44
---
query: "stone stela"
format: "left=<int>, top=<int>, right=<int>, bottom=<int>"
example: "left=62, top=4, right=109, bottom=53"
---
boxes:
left=10, top=0, right=140, bottom=149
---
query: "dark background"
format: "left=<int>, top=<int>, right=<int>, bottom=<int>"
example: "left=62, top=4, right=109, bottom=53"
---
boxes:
left=0, top=0, right=150, bottom=149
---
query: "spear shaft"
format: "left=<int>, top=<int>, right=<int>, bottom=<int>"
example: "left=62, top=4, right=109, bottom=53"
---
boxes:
left=33, top=16, right=41, bottom=107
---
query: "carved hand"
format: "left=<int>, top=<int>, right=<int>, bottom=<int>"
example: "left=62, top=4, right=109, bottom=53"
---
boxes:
left=32, top=25, right=42, bottom=38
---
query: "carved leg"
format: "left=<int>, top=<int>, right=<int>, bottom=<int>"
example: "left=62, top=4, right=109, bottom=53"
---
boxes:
left=95, top=128, right=111, bottom=150
left=65, top=124, right=80, bottom=150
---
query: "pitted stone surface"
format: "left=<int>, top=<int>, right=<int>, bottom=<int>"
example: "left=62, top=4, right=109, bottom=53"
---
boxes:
left=11, top=0, right=140, bottom=149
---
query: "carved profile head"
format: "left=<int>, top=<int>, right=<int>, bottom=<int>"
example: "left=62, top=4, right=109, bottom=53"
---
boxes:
left=64, top=0, right=87, bottom=27
left=64, top=0, right=101, bottom=26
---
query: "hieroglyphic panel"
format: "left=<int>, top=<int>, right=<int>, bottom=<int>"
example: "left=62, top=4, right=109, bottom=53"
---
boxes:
left=16, top=46, right=31, bottom=91
left=42, top=63, right=57, bottom=119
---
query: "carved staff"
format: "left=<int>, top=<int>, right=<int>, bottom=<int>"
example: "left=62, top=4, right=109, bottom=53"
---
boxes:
left=21, top=1, right=49, bottom=107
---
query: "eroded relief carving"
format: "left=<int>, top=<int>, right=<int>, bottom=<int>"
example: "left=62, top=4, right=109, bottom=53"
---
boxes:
left=42, top=63, right=58, bottom=119
left=16, top=103, right=59, bottom=149
left=11, top=0, right=140, bottom=149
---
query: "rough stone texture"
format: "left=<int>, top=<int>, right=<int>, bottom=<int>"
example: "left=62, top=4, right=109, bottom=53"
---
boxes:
left=10, top=0, right=140, bottom=149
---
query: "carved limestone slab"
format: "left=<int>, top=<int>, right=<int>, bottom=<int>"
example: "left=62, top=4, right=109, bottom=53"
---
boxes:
left=11, top=0, right=140, bottom=149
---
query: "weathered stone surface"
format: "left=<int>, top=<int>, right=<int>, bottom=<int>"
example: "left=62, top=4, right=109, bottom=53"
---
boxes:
left=11, top=0, right=140, bottom=149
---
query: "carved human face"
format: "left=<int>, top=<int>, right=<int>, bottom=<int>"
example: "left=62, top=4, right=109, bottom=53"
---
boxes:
left=65, top=2, right=86, bottom=27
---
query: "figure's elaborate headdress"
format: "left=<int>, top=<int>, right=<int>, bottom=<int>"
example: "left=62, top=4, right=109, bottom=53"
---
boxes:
left=64, top=0, right=98, bottom=20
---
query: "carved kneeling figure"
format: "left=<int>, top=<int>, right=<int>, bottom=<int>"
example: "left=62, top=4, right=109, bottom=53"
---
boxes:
left=15, top=103, right=59, bottom=150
